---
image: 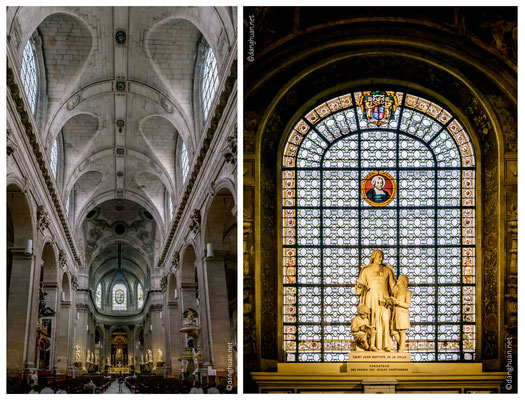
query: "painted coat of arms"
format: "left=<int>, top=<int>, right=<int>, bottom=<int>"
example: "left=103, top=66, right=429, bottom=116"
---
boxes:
left=359, top=90, right=398, bottom=126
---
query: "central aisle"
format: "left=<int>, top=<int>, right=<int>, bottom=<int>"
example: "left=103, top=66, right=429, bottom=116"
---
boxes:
left=104, top=380, right=132, bottom=394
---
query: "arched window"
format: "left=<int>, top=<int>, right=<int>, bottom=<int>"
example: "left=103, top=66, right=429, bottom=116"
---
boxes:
left=168, top=195, right=173, bottom=220
left=181, top=141, right=189, bottom=183
left=201, top=47, right=219, bottom=121
left=65, top=192, right=70, bottom=217
left=112, top=282, right=127, bottom=311
left=50, top=139, right=58, bottom=179
left=95, top=283, right=102, bottom=309
left=281, top=91, right=476, bottom=363
left=137, top=283, right=144, bottom=309
left=20, top=39, right=38, bottom=114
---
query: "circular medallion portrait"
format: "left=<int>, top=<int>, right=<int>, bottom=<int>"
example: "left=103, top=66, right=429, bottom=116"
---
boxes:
left=361, top=171, right=397, bottom=207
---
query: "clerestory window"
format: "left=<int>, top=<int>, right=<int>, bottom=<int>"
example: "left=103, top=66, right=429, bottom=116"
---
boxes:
left=201, top=47, right=219, bottom=121
left=112, top=282, right=127, bottom=311
left=20, top=39, right=38, bottom=114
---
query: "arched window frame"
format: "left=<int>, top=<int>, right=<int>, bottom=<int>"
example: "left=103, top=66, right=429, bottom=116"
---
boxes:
left=95, top=282, right=102, bottom=309
left=19, top=31, right=47, bottom=131
left=137, top=282, right=144, bottom=310
left=201, top=46, right=219, bottom=121
left=112, top=282, right=128, bottom=311
left=50, top=139, right=59, bottom=179
left=281, top=90, right=476, bottom=363
left=20, top=38, right=38, bottom=115
left=181, top=140, right=189, bottom=184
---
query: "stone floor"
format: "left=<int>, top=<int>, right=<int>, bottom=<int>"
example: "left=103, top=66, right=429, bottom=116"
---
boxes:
left=104, top=380, right=132, bottom=394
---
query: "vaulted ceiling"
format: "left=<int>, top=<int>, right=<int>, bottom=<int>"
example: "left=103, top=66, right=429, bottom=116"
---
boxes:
left=7, top=6, right=236, bottom=291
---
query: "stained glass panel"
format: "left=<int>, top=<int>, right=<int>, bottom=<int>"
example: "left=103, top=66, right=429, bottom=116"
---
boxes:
left=95, top=283, right=102, bottom=309
left=112, top=283, right=127, bottom=311
left=282, top=91, right=476, bottom=362
left=137, top=283, right=144, bottom=309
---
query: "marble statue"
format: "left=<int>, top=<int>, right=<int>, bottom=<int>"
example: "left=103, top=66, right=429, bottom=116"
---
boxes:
left=75, top=344, right=81, bottom=363
left=106, top=356, right=110, bottom=366
left=390, top=275, right=412, bottom=352
left=354, top=249, right=411, bottom=352
left=351, top=305, right=376, bottom=351
left=141, top=354, right=145, bottom=364
left=181, top=359, right=188, bottom=372
left=157, top=348, right=163, bottom=362
left=192, top=347, right=200, bottom=373
left=147, top=349, right=153, bottom=363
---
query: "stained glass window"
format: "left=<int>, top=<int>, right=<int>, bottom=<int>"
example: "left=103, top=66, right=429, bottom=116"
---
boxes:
left=168, top=196, right=173, bottom=220
left=21, top=39, right=38, bottom=114
left=201, top=48, right=219, bottom=121
left=112, top=283, right=127, bottom=311
left=181, top=141, right=189, bottom=183
left=51, top=140, right=58, bottom=179
left=65, top=193, right=70, bottom=217
left=137, top=283, right=144, bottom=309
left=95, top=283, right=102, bottom=309
left=282, top=91, right=476, bottom=363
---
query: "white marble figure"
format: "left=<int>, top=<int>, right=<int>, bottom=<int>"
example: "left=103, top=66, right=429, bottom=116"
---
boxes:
left=157, top=348, right=163, bottom=362
left=355, top=250, right=411, bottom=353
left=147, top=349, right=153, bottom=363
left=75, top=345, right=81, bottom=363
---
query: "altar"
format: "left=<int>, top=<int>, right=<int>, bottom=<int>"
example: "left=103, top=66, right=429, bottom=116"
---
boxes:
left=109, top=367, right=130, bottom=375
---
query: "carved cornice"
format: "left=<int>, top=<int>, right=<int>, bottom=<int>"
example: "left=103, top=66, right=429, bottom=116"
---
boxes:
left=76, top=303, right=89, bottom=311
left=59, top=249, right=68, bottom=272
left=157, top=57, right=237, bottom=267
left=7, top=61, right=82, bottom=266
left=160, top=273, right=168, bottom=292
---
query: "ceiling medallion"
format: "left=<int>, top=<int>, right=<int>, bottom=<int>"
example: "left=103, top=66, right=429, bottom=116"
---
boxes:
left=115, top=147, right=125, bottom=155
left=116, top=119, right=125, bottom=133
left=116, top=171, right=124, bottom=177
left=115, top=81, right=126, bottom=91
left=115, top=30, right=127, bottom=45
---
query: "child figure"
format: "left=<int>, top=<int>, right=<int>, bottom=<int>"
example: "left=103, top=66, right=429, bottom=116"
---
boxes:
left=390, top=275, right=412, bottom=352
left=351, top=305, right=377, bottom=351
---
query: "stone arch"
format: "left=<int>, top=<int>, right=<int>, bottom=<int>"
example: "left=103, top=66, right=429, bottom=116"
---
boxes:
left=244, top=13, right=514, bottom=369
left=6, top=183, right=36, bottom=374
left=202, top=186, right=237, bottom=373
left=180, top=244, right=197, bottom=285
left=168, top=274, right=178, bottom=301
left=41, top=241, right=59, bottom=284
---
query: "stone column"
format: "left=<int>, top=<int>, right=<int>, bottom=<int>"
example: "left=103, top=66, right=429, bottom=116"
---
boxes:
left=55, top=299, right=71, bottom=374
left=6, top=250, right=36, bottom=376
left=167, top=299, right=181, bottom=377
left=104, top=324, right=112, bottom=370
left=202, top=254, right=231, bottom=374
left=150, top=304, right=165, bottom=375
left=127, top=325, right=135, bottom=370
left=195, top=255, right=213, bottom=370
left=24, top=254, right=44, bottom=375
left=73, top=303, right=89, bottom=375
left=43, top=282, right=59, bottom=373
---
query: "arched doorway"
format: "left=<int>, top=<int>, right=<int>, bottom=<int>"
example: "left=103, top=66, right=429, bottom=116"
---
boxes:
left=6, top=184, right=35, bottom=376
left=203, top=187, right=237, bottom=376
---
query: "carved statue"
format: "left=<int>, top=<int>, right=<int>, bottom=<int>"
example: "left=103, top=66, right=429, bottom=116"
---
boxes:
left=351, top=305, right=376, bottom=351
left=106, top=356, right=110, bottom=366
left=147, top=349, right=153, bottom=363
left=141, top=354, right=145, bottom=364
left=192, top=347, right=200, bottom=373
left=75, top=345, right=81, bottom=363
left=390, top=275, right=412, bottom=352
left=354, top=250, right=411, bottom=353
left=185, top=310, right=195, bottom=325
left=157, top=348, right=163, bottom=362
left=181, top=359, right=188, bottom=372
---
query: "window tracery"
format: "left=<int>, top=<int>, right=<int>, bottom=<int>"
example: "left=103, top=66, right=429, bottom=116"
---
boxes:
left=201, top=47, right=219, bottom=121
left=137, top=283, right=144, bottom=309
left=181, top=141, right=189, bottom=183
left=50, top=140, right=58, bottom=179
left=282, top=91, right=476, bottom=362
left=21, top=39, right=38, bottom=114
left=95, top=283, right=102, bottom=309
